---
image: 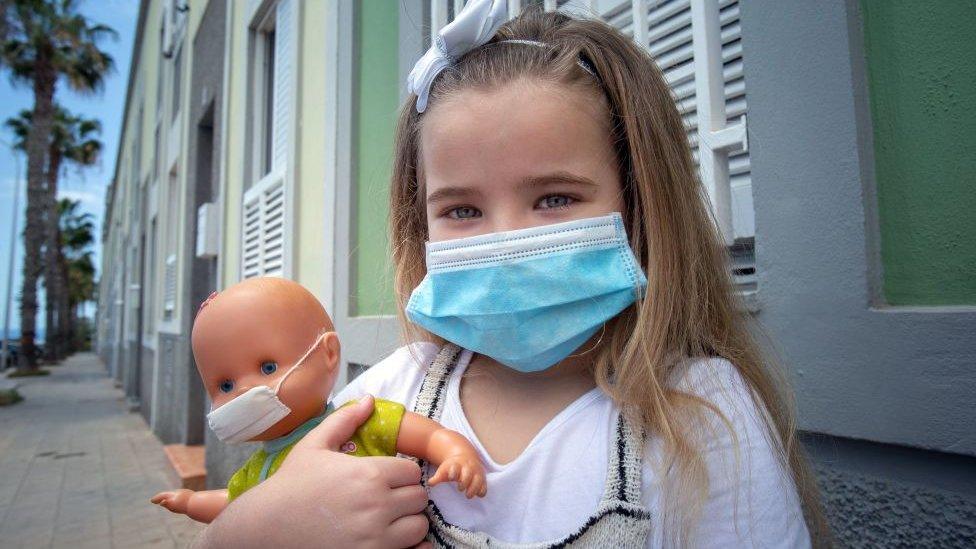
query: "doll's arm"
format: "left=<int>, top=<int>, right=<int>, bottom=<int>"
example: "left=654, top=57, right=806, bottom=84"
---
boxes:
left=396, top=411, right=487, bottom=498
left=151, top=488, right=229, bottom=523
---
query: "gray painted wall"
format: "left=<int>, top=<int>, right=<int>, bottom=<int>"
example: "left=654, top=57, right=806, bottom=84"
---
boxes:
left=153, top=332, right=193, bottom=443
left=187, top=0, right=234, bottom=483
left=145, top=0, right=226, bottom=448
left=182, top=0, right=226, bottom=449
left=124, top=340, right=141, bottom=407
left=138, top=346, right=154, bottom=423
left=739, top=0, right=975, bottom=457
left=806, top=433, right=976, bottom=546
left=816, top=464, right=975, bottom=547
left=739, top=0, right=976, bottom=543
left=205, top=431, right=256, bottom=491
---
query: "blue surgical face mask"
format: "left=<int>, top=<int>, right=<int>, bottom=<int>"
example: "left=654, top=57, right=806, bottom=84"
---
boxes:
left=405, top=212, right=648, bottom=373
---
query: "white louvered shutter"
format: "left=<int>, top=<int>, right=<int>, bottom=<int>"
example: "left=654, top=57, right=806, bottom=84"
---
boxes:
left=598, top=0, right=752, bottom=241
left=242, top=174, right=286, bottom=278
left=163, top=254, right=177, bottom=312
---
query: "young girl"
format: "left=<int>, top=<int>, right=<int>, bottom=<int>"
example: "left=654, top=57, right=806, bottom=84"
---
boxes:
left=331, top=3, right=827, bottom=547
left=200, top=3, right=827, bottom=548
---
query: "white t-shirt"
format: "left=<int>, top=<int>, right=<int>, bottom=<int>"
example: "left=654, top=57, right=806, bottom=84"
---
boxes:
left=333, top=343, right=811, bottom=548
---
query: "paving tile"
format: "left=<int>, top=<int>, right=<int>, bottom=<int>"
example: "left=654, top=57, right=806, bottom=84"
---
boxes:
left=0, top=354, right=205, bottom=548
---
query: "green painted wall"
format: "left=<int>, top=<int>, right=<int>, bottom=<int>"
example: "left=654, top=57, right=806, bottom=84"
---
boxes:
left=861, top=0, right=976, bottom=305
left=352, top=1, right=400, bottom=316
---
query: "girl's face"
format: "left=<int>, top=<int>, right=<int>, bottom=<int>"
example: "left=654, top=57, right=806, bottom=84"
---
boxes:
left=420, top=79, right=624, bottom=242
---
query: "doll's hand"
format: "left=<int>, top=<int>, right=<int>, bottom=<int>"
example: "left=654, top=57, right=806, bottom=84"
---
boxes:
left=429, top=453, right=487, bottom=499
left=151, top=489, right=194, bottom=514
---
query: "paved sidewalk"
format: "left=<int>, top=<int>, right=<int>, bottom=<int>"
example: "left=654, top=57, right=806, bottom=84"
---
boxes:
left=0, top=354, right=205, bottom=548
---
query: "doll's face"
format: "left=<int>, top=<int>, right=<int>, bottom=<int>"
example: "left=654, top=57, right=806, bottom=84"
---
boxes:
left=191, top=277, right=341, bottom=441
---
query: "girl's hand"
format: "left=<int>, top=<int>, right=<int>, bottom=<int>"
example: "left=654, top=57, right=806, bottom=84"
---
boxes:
left=429, top=453, right=487, bottom=499
left=151, top=489, right=193, bottom=514
left=193, top=395, right=431, bottom=548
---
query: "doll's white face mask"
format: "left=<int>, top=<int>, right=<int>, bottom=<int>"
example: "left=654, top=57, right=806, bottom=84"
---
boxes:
left=207, top=332, right=326, bottom=444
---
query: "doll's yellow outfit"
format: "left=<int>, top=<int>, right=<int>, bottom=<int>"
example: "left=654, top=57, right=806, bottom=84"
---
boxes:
left=227, top=398, right=405, bottom=500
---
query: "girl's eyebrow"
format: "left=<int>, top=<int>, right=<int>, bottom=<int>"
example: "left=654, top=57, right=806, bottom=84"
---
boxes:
left=426, top=186, right=484, bottom=205
left=522, top=172, right=599, bottom=190
left=426, top=172, right=598, bottom=205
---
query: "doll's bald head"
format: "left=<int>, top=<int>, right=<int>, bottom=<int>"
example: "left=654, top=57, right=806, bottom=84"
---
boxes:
left=195, top=277, right=334, bottom=335
left=192, top=277, right=341, bottom=441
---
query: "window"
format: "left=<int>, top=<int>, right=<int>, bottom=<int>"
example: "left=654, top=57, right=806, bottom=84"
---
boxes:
left=162, top=168, right=180, bottom=319
left=153, top=122, right=161, bottom=182
left=261, top=30, right=276, bottom=178
left=248, top=5, right=283, bottom=186
left=127, top=244, right=140, bottom=339
left=145, top=216, right=157, bottom=331
left=172, top=46, right=183, bottom=123
left=241, top=0, right=294, bottom=279
left=133, top=106, right=143, bottom=183
left=157, top=18, right=165, bottom=114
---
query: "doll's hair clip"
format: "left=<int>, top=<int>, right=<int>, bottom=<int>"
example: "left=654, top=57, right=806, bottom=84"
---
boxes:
left=197, top=291, right=219, bottom=315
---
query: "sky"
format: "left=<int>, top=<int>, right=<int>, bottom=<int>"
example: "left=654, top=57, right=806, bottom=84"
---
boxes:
left=0, top=0, right=137, bottom=338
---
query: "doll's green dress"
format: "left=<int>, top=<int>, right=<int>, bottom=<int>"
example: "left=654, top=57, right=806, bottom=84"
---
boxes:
left=227, top=398, right=405, bottom=500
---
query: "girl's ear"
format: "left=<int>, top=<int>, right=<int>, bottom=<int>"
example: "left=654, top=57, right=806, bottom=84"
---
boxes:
left=321, top=332, right=341, bottom=372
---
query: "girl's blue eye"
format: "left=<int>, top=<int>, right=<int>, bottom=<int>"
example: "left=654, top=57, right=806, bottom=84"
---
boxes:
left=260, top=362, right=278, bottom=375
left=219, top=380, right=234, bottom=393
left=537, top=195, right=574, bottom=209
left=448, top=206, right=481, bottom=220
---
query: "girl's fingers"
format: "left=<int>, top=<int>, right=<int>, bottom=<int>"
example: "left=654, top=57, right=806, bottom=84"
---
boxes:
left=385, top=513, right=430, bottom=548
left=387, top=484, right=429, bottom=519
left=296, top=394, right=375, bottom=451
left=375, top=456, right=423, bottom=488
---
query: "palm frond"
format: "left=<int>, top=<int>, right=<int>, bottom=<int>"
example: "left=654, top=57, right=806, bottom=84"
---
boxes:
left=2, top=0, right=116, bottom=93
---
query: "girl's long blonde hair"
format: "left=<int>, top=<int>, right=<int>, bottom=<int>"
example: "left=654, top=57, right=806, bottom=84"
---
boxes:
left=390, top=6, right=828, bottom=546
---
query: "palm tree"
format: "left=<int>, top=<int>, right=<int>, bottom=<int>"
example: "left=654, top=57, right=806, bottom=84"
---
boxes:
left=4, top=107, right=102, bottom=360
left=54, top=114, right=100, bottom=356
left=0, top=0, right=114, bottom=371
left=1, top=2, right=11, bottom=43
left=58, top=197, right=95, bottom=349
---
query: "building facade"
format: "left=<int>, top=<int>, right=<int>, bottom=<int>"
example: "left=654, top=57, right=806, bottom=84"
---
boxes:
left=97, top=0, right=975, bottom=544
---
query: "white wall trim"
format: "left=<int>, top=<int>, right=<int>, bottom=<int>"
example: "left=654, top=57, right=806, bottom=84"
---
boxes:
left=327, top=0, right=355, bottom=388
left=321, top=0, right=340, bottom=315
left=282, top=0, right=299, bottom=280
left=215, top=0, right=234, bottom=291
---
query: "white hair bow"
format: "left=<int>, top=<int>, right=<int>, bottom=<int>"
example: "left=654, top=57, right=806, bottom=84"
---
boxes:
left=406, top=0, right=510, bottom=113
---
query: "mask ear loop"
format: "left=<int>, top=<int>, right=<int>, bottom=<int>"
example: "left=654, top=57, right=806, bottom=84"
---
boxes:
left=274, top=329, right=329, bottom=393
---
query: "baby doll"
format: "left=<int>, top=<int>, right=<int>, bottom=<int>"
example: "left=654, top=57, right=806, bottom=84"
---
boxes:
left=151, top=277, right=486, bottom=523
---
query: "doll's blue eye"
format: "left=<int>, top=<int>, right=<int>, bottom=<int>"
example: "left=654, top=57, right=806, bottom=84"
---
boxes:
left=219, top=380, right=234, bottom=393
left=260, top=362, right=278, bottom=375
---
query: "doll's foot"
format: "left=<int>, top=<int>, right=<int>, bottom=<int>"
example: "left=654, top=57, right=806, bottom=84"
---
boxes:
left=429, top=454, right=487, bottom=498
